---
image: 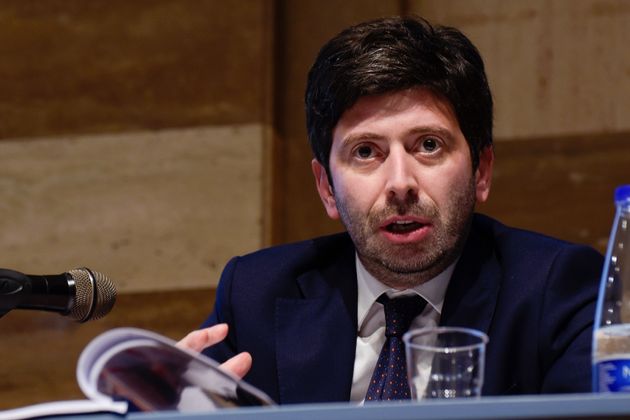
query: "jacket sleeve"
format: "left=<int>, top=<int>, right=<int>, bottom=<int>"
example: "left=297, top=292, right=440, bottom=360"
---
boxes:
left=539, top=244, right=603, bottom=393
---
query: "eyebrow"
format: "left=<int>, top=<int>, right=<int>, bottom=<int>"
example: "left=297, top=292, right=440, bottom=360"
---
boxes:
left=340, top=132, right=386, bottom=146
left=407, top=126, right=457, bottom=142
left=340, top=125, right=456, bottom=146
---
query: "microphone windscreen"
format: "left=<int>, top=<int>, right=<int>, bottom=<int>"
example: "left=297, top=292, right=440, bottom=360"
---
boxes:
left=68, top=268, right=117, bottom=322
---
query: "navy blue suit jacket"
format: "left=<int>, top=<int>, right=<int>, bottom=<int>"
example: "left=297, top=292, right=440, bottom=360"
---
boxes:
left=202, top=214, right=603, bottom=404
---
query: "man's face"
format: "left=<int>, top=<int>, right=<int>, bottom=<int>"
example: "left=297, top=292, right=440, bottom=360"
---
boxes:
left=312, top=88, right=493, bottom=288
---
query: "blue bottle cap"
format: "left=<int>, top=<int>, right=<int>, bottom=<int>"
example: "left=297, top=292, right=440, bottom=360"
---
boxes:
left=615, top=185, right=630, bottom=204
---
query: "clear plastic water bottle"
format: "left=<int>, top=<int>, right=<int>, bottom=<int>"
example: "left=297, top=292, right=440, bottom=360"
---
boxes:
left=593, top=185, right=630, bottom=392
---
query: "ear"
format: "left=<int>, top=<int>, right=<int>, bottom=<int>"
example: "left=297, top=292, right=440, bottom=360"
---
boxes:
left=311, top=159, right=340, bottom=220
left=475, top=146, right=494, bottom=203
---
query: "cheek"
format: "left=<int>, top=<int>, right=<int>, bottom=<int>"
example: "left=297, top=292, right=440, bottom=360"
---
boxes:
left=334, top=174, right=380, bottom=213
left=427, top=164, right=474, bottom=205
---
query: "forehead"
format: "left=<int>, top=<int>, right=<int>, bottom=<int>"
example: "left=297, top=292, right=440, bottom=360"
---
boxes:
left=332, top=88, right=461, bottom=145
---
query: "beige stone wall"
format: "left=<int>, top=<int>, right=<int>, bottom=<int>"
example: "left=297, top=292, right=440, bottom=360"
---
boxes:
left=0, top=125, right=263, bottom=292
left=0, top=1, right=272, bottom=292
left=0, top=1, right=270, bottom=138
left=413, top=0, right=630, bottom=139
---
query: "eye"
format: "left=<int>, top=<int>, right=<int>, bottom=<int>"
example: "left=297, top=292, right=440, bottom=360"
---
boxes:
left=354, top=144, right=375, bottom=159
left=419, top=137, right=441, bottom=153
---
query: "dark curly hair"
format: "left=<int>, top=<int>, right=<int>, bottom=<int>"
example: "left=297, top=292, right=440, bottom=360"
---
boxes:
left=305, top=16, right=493, bottom=178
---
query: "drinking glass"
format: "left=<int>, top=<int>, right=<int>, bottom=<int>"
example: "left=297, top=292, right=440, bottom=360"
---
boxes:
left=403, top=327, right=488, bottom=399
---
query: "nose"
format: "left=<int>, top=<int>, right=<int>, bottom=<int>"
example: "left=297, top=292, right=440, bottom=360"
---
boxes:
left=383, top=147, right=419, bottom=202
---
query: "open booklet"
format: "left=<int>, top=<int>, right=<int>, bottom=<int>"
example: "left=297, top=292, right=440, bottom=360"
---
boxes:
left=0, top=327, right=276, bottom=419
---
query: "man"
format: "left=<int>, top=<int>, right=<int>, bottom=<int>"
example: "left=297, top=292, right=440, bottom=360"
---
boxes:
left=179, top=16, right=602, bottom=404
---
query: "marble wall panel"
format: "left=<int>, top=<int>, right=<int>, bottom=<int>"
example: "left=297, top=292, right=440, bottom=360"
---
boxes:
left=0, top=124, right=263, bottom=292
left=413, top=0, right=630, bottom=139
left=0, top=0, right=268, bottom=139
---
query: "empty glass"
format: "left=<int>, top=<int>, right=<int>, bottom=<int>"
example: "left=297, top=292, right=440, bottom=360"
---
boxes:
left=403, top=327, right=488, bottom=399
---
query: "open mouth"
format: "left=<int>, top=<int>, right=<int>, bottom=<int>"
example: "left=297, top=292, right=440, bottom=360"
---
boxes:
left=385, top=220, right=426, bottom=234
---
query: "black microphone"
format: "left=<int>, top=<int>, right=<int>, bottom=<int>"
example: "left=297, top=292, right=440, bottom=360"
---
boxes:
left=0, top=267, right=117, bottom=322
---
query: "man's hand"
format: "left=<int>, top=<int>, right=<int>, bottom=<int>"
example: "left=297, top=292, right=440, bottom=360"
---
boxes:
left=177, top=323, right=252, bottom=379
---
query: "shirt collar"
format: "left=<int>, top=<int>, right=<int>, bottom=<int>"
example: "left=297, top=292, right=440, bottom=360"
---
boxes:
left=355, top=253, right=455, bottom=331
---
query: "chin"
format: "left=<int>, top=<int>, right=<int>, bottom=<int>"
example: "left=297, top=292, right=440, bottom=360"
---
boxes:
left=383, top=249, right=454, bottom=278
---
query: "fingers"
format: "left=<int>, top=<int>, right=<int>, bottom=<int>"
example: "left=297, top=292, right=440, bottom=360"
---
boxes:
left=221, top=352, right=253, bottom=379
left=177, top=324, right=252, bottom=378
left=176, top=323, right=229, bottom=352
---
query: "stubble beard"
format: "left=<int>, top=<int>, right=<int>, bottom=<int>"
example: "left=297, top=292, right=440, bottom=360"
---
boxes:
left=336, top=179, right=476, bottom=289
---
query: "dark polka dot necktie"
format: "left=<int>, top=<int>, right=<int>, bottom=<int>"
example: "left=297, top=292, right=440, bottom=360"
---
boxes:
left=365, top=294, right=427, bottom=401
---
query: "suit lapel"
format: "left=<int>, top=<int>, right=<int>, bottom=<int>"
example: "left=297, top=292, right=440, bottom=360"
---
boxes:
left=440, top=218, right=501, bottom=334
left=275, top=234, right=358, bottom=404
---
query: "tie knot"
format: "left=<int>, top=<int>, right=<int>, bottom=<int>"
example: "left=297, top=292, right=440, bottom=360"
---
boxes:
left=378, top=294, right=426, bottom=337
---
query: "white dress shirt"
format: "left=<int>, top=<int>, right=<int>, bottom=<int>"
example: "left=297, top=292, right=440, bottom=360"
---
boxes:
left=349, top=254, right=454, bottom=402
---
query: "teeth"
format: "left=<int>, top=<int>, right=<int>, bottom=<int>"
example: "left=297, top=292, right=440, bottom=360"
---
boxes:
left=394, top=220, right=413, bottom=224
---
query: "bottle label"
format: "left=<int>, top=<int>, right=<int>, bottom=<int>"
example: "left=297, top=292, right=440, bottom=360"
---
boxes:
left=595, top=359, right=630, bottom=392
